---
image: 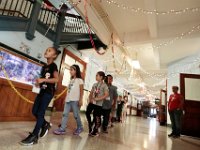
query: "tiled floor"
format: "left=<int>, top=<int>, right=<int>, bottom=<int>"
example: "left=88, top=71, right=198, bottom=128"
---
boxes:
left=0, top=113, right=199, bottom=150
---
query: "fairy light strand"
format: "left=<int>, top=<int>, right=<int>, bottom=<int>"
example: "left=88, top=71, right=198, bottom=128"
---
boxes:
left=153, top=24, right=200, bottom=49
left=104, top=0, right=200, bottom=15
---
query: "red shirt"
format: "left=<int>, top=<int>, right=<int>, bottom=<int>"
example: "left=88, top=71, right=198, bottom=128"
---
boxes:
left=168, top=93, right=183, bottom=111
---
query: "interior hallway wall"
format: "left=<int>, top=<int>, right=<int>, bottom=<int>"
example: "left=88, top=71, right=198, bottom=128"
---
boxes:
left=0, top=31, right=63, bottom=67
left=167, top=51, right=200, bottom=124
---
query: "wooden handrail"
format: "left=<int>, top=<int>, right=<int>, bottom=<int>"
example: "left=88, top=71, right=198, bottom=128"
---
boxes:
left=0, top=0, right=34, bottom=18
left=0, top=0, right=94, bottom=35
left=40, top=7, right=82, bottom=19
left=0, top=9, right=27, bottom=18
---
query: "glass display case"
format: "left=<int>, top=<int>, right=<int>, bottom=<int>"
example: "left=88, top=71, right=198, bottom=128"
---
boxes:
left=0, top=49, right=42, bottom=85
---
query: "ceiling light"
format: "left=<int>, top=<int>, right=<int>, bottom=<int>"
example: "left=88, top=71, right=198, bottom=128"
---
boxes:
left=132, top=60, right=140, bottom=69
left=138, top=82, right=145, bottom=88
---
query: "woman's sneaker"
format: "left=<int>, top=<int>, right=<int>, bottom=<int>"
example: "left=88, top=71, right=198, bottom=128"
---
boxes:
left=40, top=122, right=52, bottom=138
left=20, top=133, right=38, bottom=146
left=73, top=128, right=83, bottom=135
left=53, top=128, right=66, bottom=135
left=89, top=125, right=92, bottom=134
left=102, top=129, right=108, bottom=134
left=90, top=131, right=99, bottom=137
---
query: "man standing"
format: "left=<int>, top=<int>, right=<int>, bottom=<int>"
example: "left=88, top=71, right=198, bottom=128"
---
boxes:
left=168, top=86, right=184, bottom=138
left=102, top=75, right=118, bottom=133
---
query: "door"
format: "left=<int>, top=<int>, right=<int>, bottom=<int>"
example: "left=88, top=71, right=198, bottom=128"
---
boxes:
left=53, top=48, right=87, bottom=111
left=180, top=73, right=200, bottom=138
left=159, top=89, right=167, bottom=125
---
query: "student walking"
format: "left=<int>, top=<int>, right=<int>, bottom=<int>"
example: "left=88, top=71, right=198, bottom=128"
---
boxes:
left=102, top=75, right=118, bottom=133
left=88, top=71, right=109, bottom=137
left=20, top=47, right=59, bottom=146
left=54, top=64, right=84, bottom=135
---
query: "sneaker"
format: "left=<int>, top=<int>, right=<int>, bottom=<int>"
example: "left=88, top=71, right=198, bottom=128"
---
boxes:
left=53, top=128, right=66, bottom=135
left=168, top=133, right=175, bottom=137
left=73, top=128, right=83, bottom=135
left=40, top=122, right=52, bottom=138
left=90, top=131, right=99, bottom=137
left=108, top=123, right=111, bottom=128
left=88, top=129, right=93, bottom=135
left=89, top=125, right=92, bottom=134
left=20, top=133, right=38, bottom=146
left=102, top=129, right=108, bottom=134
left=173, top=135, right=180, bottom=138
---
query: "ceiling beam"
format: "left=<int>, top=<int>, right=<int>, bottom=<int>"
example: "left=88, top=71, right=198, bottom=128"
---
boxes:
left=144, top=0, right=158, bottom=38
left=124, top=20, right=200, bottom=46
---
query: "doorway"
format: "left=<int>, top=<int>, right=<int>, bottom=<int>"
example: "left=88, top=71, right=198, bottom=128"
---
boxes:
left=53, top=48, right=87, bottom=111
left=180, top=73, right=200, bottom=138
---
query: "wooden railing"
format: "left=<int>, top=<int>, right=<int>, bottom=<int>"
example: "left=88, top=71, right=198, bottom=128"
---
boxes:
left=63, top=14, right=93, bottom=34
left=38, top=7, right=94, bottom=34
left=0, top=0, right=95, bottom=34
left=0, top=0, right=34, bottom=18
left=38, top=8, right=58, bottom=32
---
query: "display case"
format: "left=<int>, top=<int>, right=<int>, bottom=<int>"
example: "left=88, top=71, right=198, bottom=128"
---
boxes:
left=0, top=46, right=44, bottom=122
left=0, top=50, right=42, bottom=85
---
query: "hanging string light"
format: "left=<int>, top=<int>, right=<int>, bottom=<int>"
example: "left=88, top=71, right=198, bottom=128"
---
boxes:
left=153, top=24, right=200, bottom=49
left=110, top=33, right=127, bottom=74
left=107, top=44, right=200, bottom=82
left=111, top=33, right=117, bottom=71
left=103, top=0, right=200, bottom=15
left=139, top=68, right=167, bottom=80
left=140, top=56, right=200, bottom=80
left=45, top=0, right=200, bottom=87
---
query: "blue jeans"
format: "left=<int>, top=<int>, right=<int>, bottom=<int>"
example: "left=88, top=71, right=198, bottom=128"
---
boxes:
left=169, top=109, right=183, bottom=136
left=61, top=101, right=83, bottom=130
left=32, top=92, right=53, bottom=136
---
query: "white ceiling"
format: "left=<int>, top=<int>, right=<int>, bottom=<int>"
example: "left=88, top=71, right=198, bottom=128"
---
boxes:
left=70, top=0, right=200, bottom=99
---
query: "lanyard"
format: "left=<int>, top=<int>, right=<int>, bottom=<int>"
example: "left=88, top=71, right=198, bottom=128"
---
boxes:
left=94, top=82, right=103, bottom=98
left=68, top=78, right=76, bottom=93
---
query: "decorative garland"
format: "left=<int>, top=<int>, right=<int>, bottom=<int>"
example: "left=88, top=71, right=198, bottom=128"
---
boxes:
left=104, top=0, right=200, bottom=15
left=84, top=0, right=107, bottom=55
left=153, top=24, right=200, bottom=49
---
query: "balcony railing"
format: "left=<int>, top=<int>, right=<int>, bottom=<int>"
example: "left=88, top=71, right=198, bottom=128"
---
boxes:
left=38, top=8, right=58, bottom=32
left=63, top=14, right=93, bottom=34
left=0, top=0, right=95, bottom=35
left=38, top=7, right=94, bottom=34
left=0, top=0, right=34, bottom=18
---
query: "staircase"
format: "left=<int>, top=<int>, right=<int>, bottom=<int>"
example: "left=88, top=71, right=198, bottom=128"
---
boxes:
left=0, top=0, right=107, bottom=50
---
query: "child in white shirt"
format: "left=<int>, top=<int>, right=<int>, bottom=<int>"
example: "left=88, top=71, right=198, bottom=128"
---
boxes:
left=54, top=64, right=84, bottom=135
